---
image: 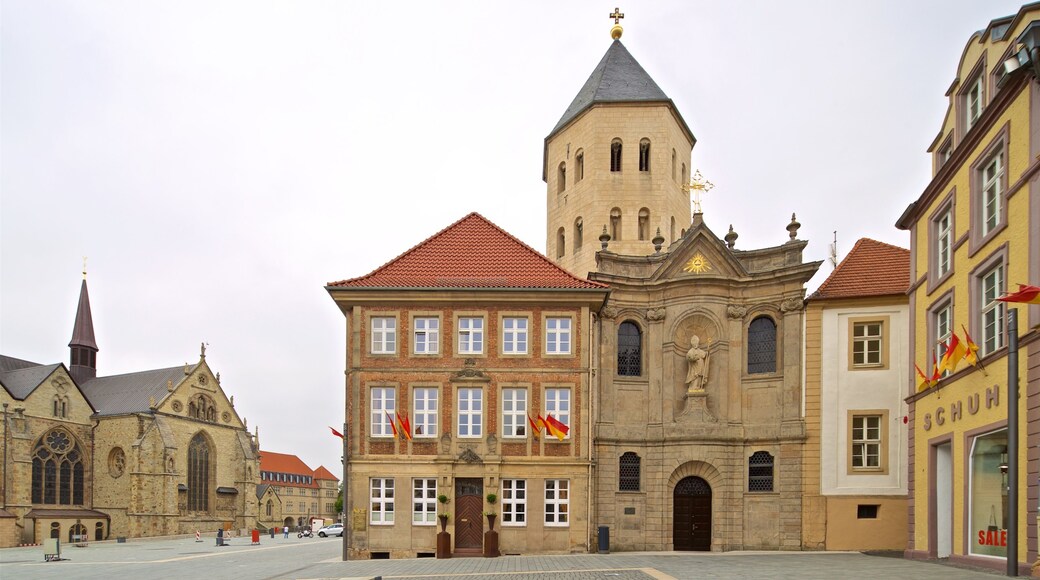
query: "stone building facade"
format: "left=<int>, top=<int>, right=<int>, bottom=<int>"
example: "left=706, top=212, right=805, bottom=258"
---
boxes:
left=258, top=450, right=340, bottom=530
left=0, top=277, right=260, bottom=546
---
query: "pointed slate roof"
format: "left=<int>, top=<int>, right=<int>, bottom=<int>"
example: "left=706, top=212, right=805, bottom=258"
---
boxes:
left=550, top=40, right=671, bottom=137
left=327, top=212, right=607, bottom=290
left=79, top=364, right=195, bottom=416
left=809, top=238, right=910, bottom=300
left=69, top=279, right=98, bottom=350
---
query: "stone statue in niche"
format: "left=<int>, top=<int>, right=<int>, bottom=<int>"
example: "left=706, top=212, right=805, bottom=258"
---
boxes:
left=685, top=335, right=710, bottom=392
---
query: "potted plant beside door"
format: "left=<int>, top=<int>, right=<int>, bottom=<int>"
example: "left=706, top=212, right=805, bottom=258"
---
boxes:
left=436, top=494, right=451, bottom=559
left=483, top=492, right=499, bottom=557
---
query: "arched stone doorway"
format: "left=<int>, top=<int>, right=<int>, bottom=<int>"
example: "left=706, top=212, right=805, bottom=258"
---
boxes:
left=283, top=516, right=294, bottom=530
left=673, top=476, right=711, bottom=551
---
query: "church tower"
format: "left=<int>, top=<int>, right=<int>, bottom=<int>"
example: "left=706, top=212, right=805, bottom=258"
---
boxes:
left=544, top=14, right=696, bottom=278
left=68, top=272, right=98, bottom=383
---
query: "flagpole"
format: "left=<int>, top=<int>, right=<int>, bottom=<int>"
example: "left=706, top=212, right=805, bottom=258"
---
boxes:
left=342, top=420, right=349, bottom=562
left=1006, top=309, right=1018, bottom=576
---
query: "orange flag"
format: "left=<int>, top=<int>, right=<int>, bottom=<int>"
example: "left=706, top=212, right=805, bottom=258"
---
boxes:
left=396, top=412, right=412, bottom=440
left=527, top=414, right=542, bottom=439
left=996, top=283, right=1040, bottom=304
left=940, top=333, right=967, bottom=374
left=915, top=362, right=932, bottom=392
left=544, top=414, right=569, bottom=441
left=385, top=411, right=399, bottom=437
left=961, top=325, right=982, bottom=368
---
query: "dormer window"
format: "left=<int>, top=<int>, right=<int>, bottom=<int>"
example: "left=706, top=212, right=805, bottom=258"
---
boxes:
left=965, top=73, right=983, bottom=133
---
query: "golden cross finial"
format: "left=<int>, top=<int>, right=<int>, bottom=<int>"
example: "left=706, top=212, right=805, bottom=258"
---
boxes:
left=82, top=256, right=88, bottom=279
left=609, top=7, right=624, bottom=39
left=609, top=7, right=624, bottom=24
left=682, top=170, right=715, bottom=214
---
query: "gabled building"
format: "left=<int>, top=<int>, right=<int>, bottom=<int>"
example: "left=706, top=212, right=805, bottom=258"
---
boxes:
left=326, top=212, right=609, bottom=558
left=0, top=275, right=260, bottom=546
left=258, top=450, right=339, bottom=529
left=895, top=4, right=1040, bottom=574
left=802, top=238, right=910, bottom=551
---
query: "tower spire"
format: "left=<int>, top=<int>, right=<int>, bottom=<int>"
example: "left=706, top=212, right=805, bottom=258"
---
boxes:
left=68, top=274, right=99, bottom=383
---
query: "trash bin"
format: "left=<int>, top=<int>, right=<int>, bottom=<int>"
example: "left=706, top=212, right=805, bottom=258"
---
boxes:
left=270, top=528, right=275, bottom=539
left=251, top=529, right=260, bottom=545
left=598, top=525, right=609, bottom=554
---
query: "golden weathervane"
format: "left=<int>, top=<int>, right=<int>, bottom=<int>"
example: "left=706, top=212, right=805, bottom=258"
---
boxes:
left=682, top=170, right=715, bottom=214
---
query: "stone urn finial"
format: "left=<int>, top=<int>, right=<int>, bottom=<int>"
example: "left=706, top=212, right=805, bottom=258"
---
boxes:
left=787, top=213, right=801, bottom=240
left=725, top=224, right=738, bottom=249
left=652, top=228, right=665, bottom=253
left=599, top=226, right=611, bottom=250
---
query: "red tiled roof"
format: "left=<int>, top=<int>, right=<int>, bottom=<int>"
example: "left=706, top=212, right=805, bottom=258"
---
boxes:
left=313, top=465, right=338, bottom=481
left=259, top=450, right=313, bottom=476
left=810, top=238, right=910, bottom=300
left=327, top=212, right=607, bottom=290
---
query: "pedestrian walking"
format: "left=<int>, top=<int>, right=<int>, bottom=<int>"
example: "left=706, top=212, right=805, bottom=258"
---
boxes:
left=283, top=525, right=289, bottom=539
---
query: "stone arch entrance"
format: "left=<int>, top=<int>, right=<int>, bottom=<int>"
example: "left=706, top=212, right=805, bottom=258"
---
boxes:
left=673, top=476, right=711, bottom=551
left=283, top=516, right=294, bottom=530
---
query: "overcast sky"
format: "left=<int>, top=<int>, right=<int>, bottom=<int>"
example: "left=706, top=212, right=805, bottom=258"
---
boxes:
left=1, top=0, right=1026, bottom=475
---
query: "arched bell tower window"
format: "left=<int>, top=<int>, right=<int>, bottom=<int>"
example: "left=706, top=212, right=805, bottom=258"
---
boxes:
left=556, top=227, right=566, bottom=258
left=610, top=139, right=623, bottom=172
left=573, top=217, right=583, bottom=252
left=610, top=208, right=622, bottom=241
left=558, top=162, right=566, bottom=193
left=617, top=321, right=642, bottom=376
left=671, top=149, right=677, bottom=180
left=575, top=150, right=584, bottom=182
left=638, top=208, right=650, bottom=241
left=748, top=316, right=777, bottom=374
left=187, top=432, right=212, bottom=512
left=670, top=216, right=676, bottom=243
left=32, top=428, right=85, bottom=505
left=639, top=139, right=651, bottom=172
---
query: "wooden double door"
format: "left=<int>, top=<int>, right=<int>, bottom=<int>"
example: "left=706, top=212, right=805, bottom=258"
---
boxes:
left=673, top=476, right=712, bottom=551
left=454, top=478, right=484, bottom=553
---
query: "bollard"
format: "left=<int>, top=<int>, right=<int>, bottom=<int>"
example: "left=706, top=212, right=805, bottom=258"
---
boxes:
left=597, top=525, right=609, bottom=554
left=270, top=528, right=275, bottom=539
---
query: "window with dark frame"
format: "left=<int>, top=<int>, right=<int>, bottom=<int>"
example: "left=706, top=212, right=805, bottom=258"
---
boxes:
left=619, top=452, right=641, bottom=491
left=617, top=321, right=642, bottom=376
left=187, top=433, right=211, bottom=512
left=610, top=140, right=622, bottom=172
left=31, top=429, right=84, bottom=505
left=638, top=139, right=650, bottom=172
left=747, top=316, right=777, bottom=374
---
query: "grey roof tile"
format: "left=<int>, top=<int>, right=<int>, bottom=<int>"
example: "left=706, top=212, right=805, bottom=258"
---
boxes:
left=0, top=363, right=62, bottom=399
left=80, top=365, right=194, bottom=416
left=0, top=354, right=43, bottom=373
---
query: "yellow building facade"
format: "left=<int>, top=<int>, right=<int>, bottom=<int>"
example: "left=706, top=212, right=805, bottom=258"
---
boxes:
left=896, top=5, right=1040, bottom=574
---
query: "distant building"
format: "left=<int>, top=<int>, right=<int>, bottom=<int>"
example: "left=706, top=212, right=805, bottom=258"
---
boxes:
left=803, top=238, right=910, bottom=551
left=895, top=4, right=1040, bottom=574
left=258, top=450, right=339, bottom=529
left=0, top=276, right=260, bottom=546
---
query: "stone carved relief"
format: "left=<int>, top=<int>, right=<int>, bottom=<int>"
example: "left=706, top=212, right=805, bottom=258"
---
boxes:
left=779, top=298, right=804, bottom=312
left=675, top=314, right=719, bottom=352
left=440, top=431, right=452, bottom=454
left=485, top=433, right=498, bottom=454
left=685, top=335, right=709, bottom=392
left=171, top=400, right=183, bottom=413
left=600, top=306, right=618, bottom=320
left=646, top=308, right=666, bottom=322
left=51, top=376, right=69, bottom=392
left=726, top=305, right=748, bottom=319
left=458, top=448, right=482, bottom=464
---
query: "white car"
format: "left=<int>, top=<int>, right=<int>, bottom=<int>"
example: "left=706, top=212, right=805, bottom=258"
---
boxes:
left=317, top=523, right=344, bottom=537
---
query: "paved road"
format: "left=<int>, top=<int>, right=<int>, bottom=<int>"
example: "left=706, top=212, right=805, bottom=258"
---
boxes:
left=0, top=535, right=1004, bottom=579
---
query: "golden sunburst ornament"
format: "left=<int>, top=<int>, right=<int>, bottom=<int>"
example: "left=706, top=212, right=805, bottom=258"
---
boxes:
left=683, top=253, right=712, bottom=274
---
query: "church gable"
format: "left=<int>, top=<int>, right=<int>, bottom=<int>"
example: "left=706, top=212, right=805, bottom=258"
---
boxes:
left=2, top=362, right=96, bottom=422
left=164, top=358, right=245, bottom=430
left=651, top=219, right=748, bottom=282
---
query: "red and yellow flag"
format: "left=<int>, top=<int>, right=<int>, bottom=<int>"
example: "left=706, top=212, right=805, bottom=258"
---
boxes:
left=544, top=414, right=569, bottom=441
left=930, top=354, right=941, bottom=384
left=940, top=333, right=967, bottom=375
left=396, top=412, right=412, bottom=440
left=996, top=283, right=1040, bottom=304
left=915, top=362, right=932, bottom=392
left=527, top=414, right=542, bottom=439
left=962, top=325, right=981, bottom=368
left=385, top=411, right=399, bottom=437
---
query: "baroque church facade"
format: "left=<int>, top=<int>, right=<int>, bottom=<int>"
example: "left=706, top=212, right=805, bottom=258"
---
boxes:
left=330, top=20, right=822, bottom=556
left=0, top=277, right=260, bottom=546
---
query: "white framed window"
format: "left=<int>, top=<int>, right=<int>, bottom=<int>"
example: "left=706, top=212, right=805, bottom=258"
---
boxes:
left=502, top=317, right=528, bottom=354
left=934, top=303, right=952, bottom=377
left=413, top=387, right=438, bottom=438
left=965, top=74, right=983, bottom=132
left=502, top=479, right=526, bottom=526
left=370, top=478, right=394, bottom=524
left=457, top=388, right=483, bottom=437
left=980, top=263, right=1005, bottom=355
left=851, top=415, right=882, bottom=470
left=936, top=209, right=952, bottom=277
left=371, top=387, right=396, bottom=437
left=371, top=317, right=396, bottom=354
left=545, top=317, right=572, bottom=354
left=502, top=388, right=527, bottom=438
left=458, top=317, right=484, bottom=354
left=852, top=322, right=882, bottom=367
left=544, top=479, right=569, bottom=526
left=412, top=478, right=437, bottom=525
left=413, top=317, right=439, bottom=354
left=544, top=388, right=570, bottom=438
left=980, top=151, right=1003, bottom=236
